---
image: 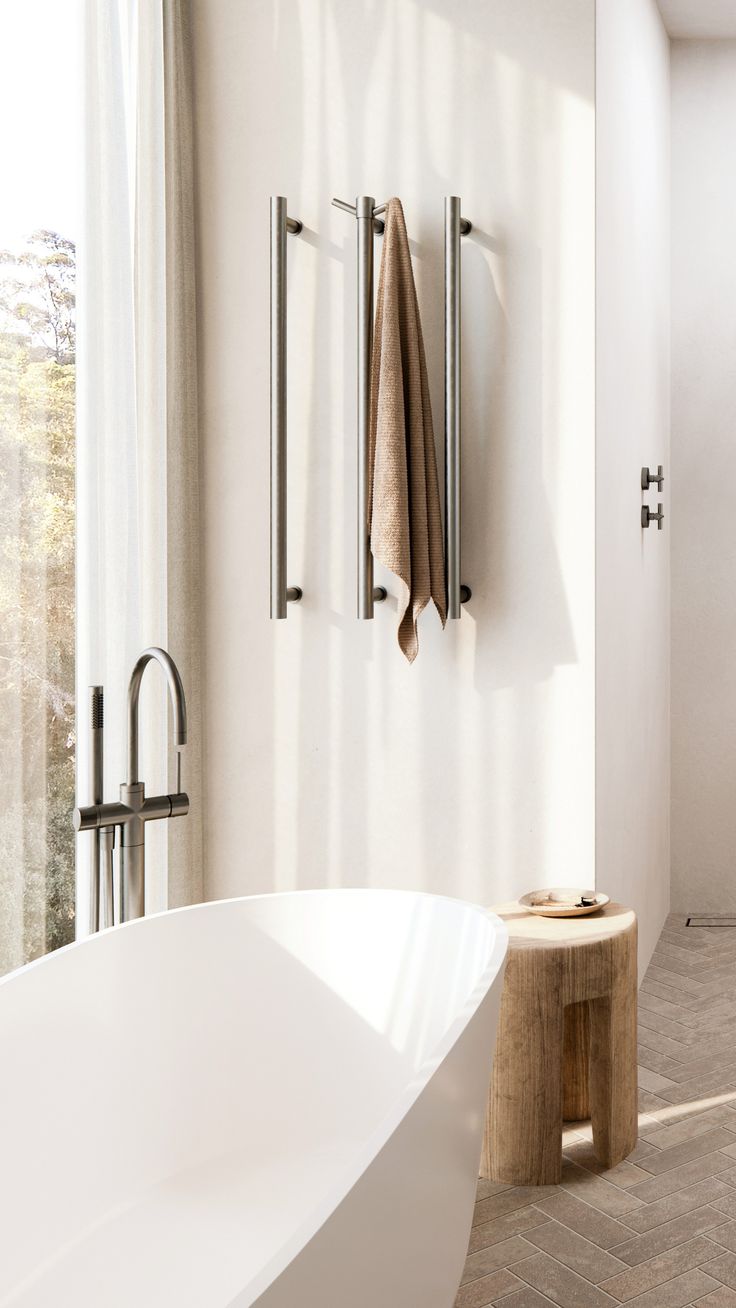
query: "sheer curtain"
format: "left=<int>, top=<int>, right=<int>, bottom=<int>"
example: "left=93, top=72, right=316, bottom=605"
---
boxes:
left=77, top=0, right=202, bottom=931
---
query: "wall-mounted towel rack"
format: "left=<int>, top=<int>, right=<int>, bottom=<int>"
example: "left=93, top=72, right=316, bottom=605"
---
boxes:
left=270, top=196, right=303, bottom=619
left=333, top=195, right=388, bottom=619
left=445, top=196, right=472, bottom=618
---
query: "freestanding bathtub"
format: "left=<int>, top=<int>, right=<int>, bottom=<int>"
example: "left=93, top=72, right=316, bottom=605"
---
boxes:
left=0, top=889, right=507, bottom=1307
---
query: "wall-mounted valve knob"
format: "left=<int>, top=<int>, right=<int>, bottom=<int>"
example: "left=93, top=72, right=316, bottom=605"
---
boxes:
left=641, top=464, right=664, bottom=490
left=641, top=503, right=664, bottom=530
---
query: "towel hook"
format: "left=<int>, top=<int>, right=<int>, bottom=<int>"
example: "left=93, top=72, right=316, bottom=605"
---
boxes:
left=333, top=196, right=386, bottom=235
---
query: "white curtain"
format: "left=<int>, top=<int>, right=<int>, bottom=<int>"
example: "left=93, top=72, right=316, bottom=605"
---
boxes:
left=77, top=0, right=202, bottom=930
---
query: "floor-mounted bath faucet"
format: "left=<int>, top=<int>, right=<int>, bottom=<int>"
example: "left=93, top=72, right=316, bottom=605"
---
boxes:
left=74, top=648, right=189, bottom=924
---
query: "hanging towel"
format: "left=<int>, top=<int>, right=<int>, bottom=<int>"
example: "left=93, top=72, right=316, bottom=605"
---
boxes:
left=368, top=198, right=447, bottom=662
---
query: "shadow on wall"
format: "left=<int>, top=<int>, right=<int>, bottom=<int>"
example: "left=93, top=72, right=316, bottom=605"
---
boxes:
left=199, top=0, right=594, bottom=903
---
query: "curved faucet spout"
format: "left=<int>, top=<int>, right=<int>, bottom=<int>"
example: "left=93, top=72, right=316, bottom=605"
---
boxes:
left=127, top=647, right=187, bottom=785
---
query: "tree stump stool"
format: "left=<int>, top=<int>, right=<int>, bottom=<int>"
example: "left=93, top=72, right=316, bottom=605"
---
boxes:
left=481, top=901, right=637, bottom=1186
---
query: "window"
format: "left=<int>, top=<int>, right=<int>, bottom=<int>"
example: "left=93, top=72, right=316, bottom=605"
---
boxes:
left=0, top=3, right=79, bottom=973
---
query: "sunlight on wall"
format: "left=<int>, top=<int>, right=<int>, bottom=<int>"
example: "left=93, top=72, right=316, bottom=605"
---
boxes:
left=194, top=0, right=595, bottom=907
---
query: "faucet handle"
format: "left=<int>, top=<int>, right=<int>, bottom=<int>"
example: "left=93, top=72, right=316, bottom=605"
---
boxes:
left=641, top=503, right=664, bottom=531
left=641, top=464, right=664, bottom=490
left=169, top=791, right=189, bottom=819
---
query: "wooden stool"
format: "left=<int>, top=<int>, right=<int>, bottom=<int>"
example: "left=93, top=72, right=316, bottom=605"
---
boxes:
left=481, top=901, right=637, bottom=1186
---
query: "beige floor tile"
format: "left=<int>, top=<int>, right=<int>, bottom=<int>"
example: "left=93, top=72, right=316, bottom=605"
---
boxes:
left=512, top=1252, right=618, bottom=1305
left=491, top=1290, right=556, bottom=1308
left=637, top=1110, right=665, bottom=1136
left=639, top=1087, right=670, bottom=1115
left=640, top=978, right=702, bottom=1011
left=638, top=1028, right=693, bottom=1061
left=689, top=992, right=736, bottom=1016
left=623, top=1267, right=720, bottom=1307
left=635, top=1129, right=736, bottom=1176
left=454, top=1266, right=524, bottom=1306
left=654, top=941, right=709, bottom=967
left=476, top=1178, right=512, bottom=1201
left=692, top=1285, right=736, bottom=1306
left=619, top=1177, right=734, bottom=1233
left=562, top=1141, right=652, bottom=1188
left=468, top=1206, right=549, bottom=1254
left=534, top=1191, right=633, bottom=1250
left=715, top=1195, right=736, bottom=1220
left=702, top=1249, right=736, bottom=1289
left=642, top=1097, right=736, bottom=1134
left=628, top=1153, right=736, bottom=1204
left=637, top=1045, right=689, bottom=1078
left=649, top=953, right=703, bottom=981
left=609, top=1207, right=729, bottom=1266
left=639, top=990, right=702, bottom=1027
left=461, top=1236, right=537, bottom=1285
left=639, top=1009, right=699, bottom=1045
left=521, top=1219, right=627, bottom=1283
left=473, top=1187, right=557, bottom=1226
left=660, top=1075, right=736, bottom=1106
left=637, top=1063, right=678, bottom=1094
left=645, top=963, right=706, bottom=995
left=664, top=1055, right=736, bottom=1086
left=665, top=1040, right=736, bottom=1069
left=708, top=1219, right=736, bottom=1253
left=642, top=1105, right=736, bottom=1151
left=599, top=1236, right=723, bottom=1301
left=627, top=1139, right=660, bottom=1165
left=559, top=1161, right=644, bottom=1217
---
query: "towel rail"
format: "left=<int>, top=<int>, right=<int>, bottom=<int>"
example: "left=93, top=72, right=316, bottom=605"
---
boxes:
left=445, top=196, right=472, bottom=618
left=270, top=196, right=303, bottom=619
left=332, top=195, right=388, bottom=617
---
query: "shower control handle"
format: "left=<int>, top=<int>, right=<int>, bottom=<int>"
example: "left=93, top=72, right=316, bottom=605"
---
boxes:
left=641, top=503, right=664, bottom=530
left=641, top=465, right=664, bottom=490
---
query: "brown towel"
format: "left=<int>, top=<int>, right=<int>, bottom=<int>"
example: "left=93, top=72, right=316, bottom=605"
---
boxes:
left=368, top=198, right=446, bottom=662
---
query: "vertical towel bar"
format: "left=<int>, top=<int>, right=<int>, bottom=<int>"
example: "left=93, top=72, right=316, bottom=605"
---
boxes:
left=270, top=196, right=303, bottom=619
left=357, top=196, right=376, bottom=619
left=89, top=685, right=103, bottom=933
left=445, top=196, right=472, bottom=618
left=332, top=195, right=388, bottom=618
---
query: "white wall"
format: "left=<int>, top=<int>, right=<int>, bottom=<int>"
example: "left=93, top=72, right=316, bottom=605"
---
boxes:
left=671, top=41, right=736, bottom=912
left=595, top=0, right=671, bottom=973
left=192, top=0, right=595, bottom=908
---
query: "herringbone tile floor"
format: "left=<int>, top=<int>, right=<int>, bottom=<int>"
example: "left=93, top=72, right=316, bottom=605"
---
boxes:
left=455, top=914, right=736, bottom=1307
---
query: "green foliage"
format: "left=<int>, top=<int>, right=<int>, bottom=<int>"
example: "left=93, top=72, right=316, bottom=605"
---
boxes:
left=0, top=230, right=75, bottom=974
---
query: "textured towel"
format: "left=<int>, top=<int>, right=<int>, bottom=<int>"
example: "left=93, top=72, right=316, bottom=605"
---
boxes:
left=368, top=198, right=446, bottom=662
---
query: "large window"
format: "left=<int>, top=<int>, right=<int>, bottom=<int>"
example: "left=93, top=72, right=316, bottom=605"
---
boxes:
left=0, top=3, right=78, bottom=973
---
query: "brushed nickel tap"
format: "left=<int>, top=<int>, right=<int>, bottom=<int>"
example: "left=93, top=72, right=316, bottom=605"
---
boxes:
left=74, top=648, right=189, bottom=924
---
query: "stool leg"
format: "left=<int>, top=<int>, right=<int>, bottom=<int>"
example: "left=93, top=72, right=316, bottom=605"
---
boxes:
left=588, top=932, right=638, bottom=1168
left=482, top=951, right=564, bottom=1186
left=563, top=1001, right=591, bottom=1121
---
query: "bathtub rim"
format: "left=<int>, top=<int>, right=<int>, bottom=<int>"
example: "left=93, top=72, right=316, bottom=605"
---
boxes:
left=0, top=888, right=508, bottom=1306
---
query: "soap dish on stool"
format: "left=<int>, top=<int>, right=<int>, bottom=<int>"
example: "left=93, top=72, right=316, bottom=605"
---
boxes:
left=519, top=888, right=610, bottom=918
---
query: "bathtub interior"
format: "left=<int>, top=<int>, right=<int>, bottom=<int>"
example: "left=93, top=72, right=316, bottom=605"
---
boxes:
left=0, top=890, right=503, bottom=1306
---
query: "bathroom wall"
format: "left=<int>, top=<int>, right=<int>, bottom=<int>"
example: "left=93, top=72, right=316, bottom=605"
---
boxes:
left=671, top=41, right=736, bottom=912
left=192, top=1, right=595, bottom=908
left=595, top=0, right=671, bottom=972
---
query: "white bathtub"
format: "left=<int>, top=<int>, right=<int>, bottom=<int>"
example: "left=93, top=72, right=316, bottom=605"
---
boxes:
left=0, top=889, right=507, bottom=1307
